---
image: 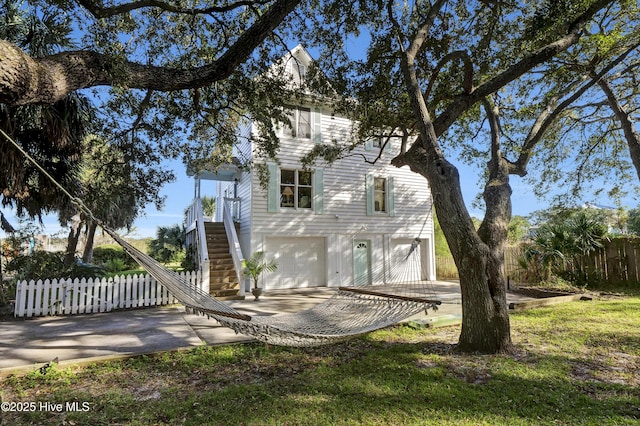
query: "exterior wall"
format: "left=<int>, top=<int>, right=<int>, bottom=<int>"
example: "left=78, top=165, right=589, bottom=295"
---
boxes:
left=246, top=107, right=435, bottom=289
left=210, top=46, right=435, bottom=290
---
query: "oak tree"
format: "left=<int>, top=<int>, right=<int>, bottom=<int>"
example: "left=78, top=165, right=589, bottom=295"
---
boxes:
left=297, top=0, right=634, bottom=352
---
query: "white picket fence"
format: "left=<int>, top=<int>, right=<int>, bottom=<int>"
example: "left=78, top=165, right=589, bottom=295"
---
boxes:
left=14, top=271, right=202, bottom=318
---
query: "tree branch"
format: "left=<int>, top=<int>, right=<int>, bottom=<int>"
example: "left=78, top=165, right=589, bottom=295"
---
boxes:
left=597, top=75, right=640, bottom=181
left=0, top=0, right=301, bottom=105
left=511, top=40, right=640, bottom=176
left=432, top=0, right=613, bottom=136
left=406, top=0, right=448, bottom=59
left=76, top=0, right=271, bottom=19
left=425, top=49, right=473, bottom=99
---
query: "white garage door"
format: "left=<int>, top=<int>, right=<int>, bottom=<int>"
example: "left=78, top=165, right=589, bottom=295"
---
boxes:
left=389, top=238, right=427, bottom=283
left=264, top=237, right=326, bottom=289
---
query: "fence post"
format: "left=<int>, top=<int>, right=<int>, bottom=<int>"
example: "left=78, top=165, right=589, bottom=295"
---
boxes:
left=26, top=280, right=36, bottom=318
left=33, top=280, right=43, bottom=316
left=627, top=239, right=640, bottom=283
left=42, top=279, right=51, bottom=316
left=14, top=280, right=25, bottom=317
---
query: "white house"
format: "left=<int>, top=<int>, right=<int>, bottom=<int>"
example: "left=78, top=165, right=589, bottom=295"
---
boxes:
left=187, top=45, right=435, bottom=296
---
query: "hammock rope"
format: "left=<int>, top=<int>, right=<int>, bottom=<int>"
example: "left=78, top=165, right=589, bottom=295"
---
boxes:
left=1, top=128, right=440, bottom=347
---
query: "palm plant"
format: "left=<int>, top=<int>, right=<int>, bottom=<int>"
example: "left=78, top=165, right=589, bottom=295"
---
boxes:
left=1, top=3, right=89, bottom=220
left=522, top=223, right=571, bottom=281
left=242, top=251, right=278, bottom=290
left=201, top=196, right=216, bottom=218
left=520, top=211, right=607, bottom=284
left=148, top=225, right=186, bottom=264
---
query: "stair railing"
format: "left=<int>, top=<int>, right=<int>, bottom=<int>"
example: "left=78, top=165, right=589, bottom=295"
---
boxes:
left=187, top=197, right=210, bottom=294
left=223, top=200, right=245, bottom=296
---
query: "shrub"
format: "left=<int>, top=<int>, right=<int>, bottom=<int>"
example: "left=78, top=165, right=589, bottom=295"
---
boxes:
left=93, top=245, right=137, bottom=270
left=104, top=258, right=128, bottom=273
left=4, top=251, right=106, bottom=282
left=0, top=280, right=17, bottom=305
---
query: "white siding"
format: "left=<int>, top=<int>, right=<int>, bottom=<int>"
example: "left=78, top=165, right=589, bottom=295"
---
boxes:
left=246, top=107, right=434, bottom=288
left=250, top=113, right=432, bottom=239
left=206, top=47, right=436, bottom=289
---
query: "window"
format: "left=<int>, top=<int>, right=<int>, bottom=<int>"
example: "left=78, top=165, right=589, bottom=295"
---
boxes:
left=267, top=163, right=323, bottom=214
left=365, top=135, right=393, bottom=153
left=291, top=62, right=307, bottom=84
left=366, top=174, right=395, bottom=216
left=280, top=169, right=313, bottom=209
left=284, top=107, right=311, bottom=139
left=374, top=177, right=386, bottom=212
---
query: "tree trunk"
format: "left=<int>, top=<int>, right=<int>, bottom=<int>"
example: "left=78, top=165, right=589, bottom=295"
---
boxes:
left=82, top=221, right=98, bottom=263
left=395, top=47, right=513, bottom=353
left=64, top=226, right=82, bottom=266
left=394, top=145, right=513, bottom=353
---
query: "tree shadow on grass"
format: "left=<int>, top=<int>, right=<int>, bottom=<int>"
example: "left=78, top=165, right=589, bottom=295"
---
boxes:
left=3, top=333, right=639, bottom=425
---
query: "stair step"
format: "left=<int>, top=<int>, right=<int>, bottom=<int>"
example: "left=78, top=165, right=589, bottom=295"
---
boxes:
left=207, top=236, right=228, bottom=241
left=202, top=221, right=244, bottom=300
left=210, top=271, right=237, bottom=279
left=212, top=291, right=245, bottom=301
left=210, top=279, right=239, bottom=287
left=210, top=282, right=240, bottom=290
left=210, top=268, right=235, bottom=275
left=209, top=258, right=234, bottom=269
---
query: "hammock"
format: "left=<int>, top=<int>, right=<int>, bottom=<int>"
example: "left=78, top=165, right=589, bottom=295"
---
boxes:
left=107, top=228, right=440, bottom=347
left=1, top=128, right=440, bottom=347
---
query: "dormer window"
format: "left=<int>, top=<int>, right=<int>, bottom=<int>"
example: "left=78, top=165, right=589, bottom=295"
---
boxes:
left=290, top=61, right=307, bottom=84
left=285, top=107, right=311, bottom=139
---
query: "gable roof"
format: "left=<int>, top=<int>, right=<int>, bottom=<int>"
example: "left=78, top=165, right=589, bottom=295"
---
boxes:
left=267, top=44, right=337, bottom=103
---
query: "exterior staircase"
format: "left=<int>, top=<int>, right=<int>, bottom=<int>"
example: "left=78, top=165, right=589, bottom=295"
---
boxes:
left=204, top=222, right=244, bottom=300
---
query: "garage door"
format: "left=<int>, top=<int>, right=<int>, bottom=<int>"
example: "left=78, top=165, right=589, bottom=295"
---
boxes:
left=264, top=237, right=326, bottom=289
left=389, top=238, right=427, bottom=283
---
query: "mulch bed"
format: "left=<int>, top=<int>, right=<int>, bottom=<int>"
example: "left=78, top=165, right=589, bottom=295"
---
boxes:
left=508, top=286, right=592, bottom=310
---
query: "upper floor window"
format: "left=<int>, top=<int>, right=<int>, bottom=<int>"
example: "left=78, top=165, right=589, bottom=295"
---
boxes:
left=291, top=62, right=307, bottom=84
left=267, top=163, right=324, bottom=214
left=280, top=169, right=313, bottom=209
left=284, top=107, right=311, bottom=139
left=366, top=173, right=395, bottom=217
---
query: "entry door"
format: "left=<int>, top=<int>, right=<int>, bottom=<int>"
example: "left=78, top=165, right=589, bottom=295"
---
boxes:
left=353, top=240, right=372, bottom=286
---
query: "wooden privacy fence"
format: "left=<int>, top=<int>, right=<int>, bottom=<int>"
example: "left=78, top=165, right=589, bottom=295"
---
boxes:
left=437, top=238, right=640, bottom=285
left=436, top=247, right=537, bottom=283
left=14, top=271, right=201, bottom=318
left=581, top=238, right=640, bottom=285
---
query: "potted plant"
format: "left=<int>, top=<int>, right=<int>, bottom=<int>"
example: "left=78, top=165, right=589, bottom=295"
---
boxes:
left=242, top=251, right=278, bottom=301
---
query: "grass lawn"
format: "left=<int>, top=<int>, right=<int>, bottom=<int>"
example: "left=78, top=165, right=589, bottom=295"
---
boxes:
left=1, top=293, right=638, bottom=425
